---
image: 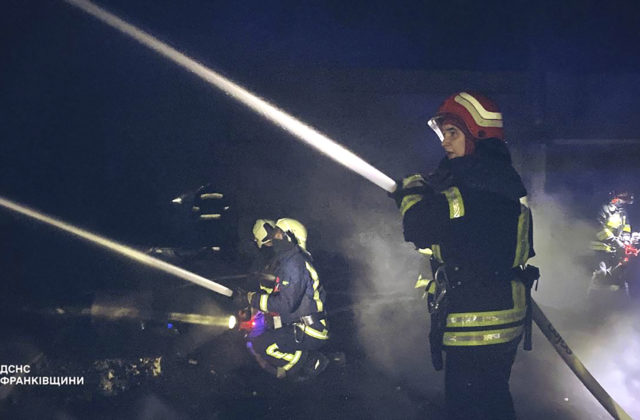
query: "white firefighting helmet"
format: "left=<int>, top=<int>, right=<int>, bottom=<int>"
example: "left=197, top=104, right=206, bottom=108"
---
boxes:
left=252, top=219, right=276, bottom=248
left=275, top=218, right=308, bottom=250
left=428, top=92, right=504, bottom=142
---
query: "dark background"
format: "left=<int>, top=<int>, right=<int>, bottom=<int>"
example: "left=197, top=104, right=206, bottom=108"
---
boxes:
left=1, top=1, right=640, bottom=419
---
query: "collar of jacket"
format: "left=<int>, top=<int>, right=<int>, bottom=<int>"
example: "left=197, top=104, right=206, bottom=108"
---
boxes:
left=273, top=245, right=302, bottom=263
left=427, top=138, right=527, bottom=201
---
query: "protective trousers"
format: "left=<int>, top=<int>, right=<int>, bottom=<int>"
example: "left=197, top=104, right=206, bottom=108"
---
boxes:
left=444, top=339, right=520, bottom=420
left=247, top=324, right=325, bottom=379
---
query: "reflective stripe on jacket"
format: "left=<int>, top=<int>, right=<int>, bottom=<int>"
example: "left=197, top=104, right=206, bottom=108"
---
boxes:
left=443, top=280, right=526, bottom=346
left=249, top=246, right=329, bottom=339
left=400, top=138, right=534, bottom=347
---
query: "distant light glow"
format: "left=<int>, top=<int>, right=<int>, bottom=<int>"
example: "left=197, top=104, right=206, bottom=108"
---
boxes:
left=167, top=323, right=173, bottom=329
left=63, top=0, right=397, bottom=193
left=228, top=315, right=237, bottom=329
left=199, top=214, right=221, bottom=219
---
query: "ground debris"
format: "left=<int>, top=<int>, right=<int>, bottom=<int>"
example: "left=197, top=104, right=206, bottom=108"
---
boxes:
left=93, top=356, right=162, bottom=396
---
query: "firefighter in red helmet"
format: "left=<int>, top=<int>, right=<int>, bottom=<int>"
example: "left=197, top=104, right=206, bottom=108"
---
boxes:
left=391, top=92, right=537, bottom=420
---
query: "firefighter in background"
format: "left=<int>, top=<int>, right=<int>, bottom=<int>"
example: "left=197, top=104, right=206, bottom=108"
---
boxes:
left=590, top=191, right=638, bottom=293
left=391, top=92, right=537, bottom=420
left=234, top=218, right=330, bottom=381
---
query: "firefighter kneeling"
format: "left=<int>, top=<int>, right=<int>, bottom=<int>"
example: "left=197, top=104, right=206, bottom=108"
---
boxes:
left=232, top=218, right=330, bottom=381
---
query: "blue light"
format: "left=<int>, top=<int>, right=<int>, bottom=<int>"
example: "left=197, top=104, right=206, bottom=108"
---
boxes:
left=167, top=323, right=173, bottom=329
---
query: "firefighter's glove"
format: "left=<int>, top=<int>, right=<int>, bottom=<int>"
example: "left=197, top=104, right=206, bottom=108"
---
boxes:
left=388, top=174, right=428, bottom=209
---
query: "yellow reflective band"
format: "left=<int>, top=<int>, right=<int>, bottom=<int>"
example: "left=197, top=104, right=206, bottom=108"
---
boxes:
left=259, top=285, right=273, bottom=293
left=418, top=247, right=432, bottom=255
left=441, top=187, right=465, bottom=219
left=298, top=324, right=329, bottom=340
left=623, top=224, right=631, bottom=233
left=415, top=274, right=430, bottom=289
left=431, top=244, right=444, bottom=263
left=305, top=262, right=323, bottom=313
left=596, top=228, right=615, bottom=241
left=199, top=193, right=223, bottom=199
left=447, top=309, right=526, bottom=328
left=512, top=280, right=526, bottom=308
left=402, top=174, right=426, bottom=189
left=446, top=281, right=526, bottom=328
left=265, top=344, right=303, bottom=371
left=259, top=294, right=269, bottom=312
left=283, top=351, right=302, bottom=370
left=427, top=280, right=437, bottom=295
left=590, top=241, right=614, bottom=252
left=512, top=199, right=531, bottom=267
left=606, top=213, right=622, bottom=228
left=443, top=326, right=523, bottom=346
left=199, top=214, right=222, bottom=219
left=400, top=194, right=423, bottom=216
left=454, top=92, right=503, bottom=128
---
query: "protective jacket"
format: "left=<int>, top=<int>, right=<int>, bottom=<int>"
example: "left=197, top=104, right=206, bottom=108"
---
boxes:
left=249, top=244, right=328, bottom=340
left=592, top=203, right=629, bottom=253
left=400, top=138, right=534, bottom=347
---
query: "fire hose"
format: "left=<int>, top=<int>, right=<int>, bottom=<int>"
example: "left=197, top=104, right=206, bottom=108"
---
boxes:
left=41, top=1, right=631, bottom=417
left=0, top=197, right=233, bottom=297
left=532, top=301, right=631, bottom=420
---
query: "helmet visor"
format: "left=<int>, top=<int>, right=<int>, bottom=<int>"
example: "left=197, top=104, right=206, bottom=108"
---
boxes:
left=427, top=117, right=444, bottom=142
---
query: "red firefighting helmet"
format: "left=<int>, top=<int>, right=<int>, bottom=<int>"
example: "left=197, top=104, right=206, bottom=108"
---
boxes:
left=428, top=92, right=504, bottom=141
left=610, top=191, right=634, bottom=206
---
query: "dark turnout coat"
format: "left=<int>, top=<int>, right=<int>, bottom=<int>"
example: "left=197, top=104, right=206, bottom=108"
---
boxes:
left=400, top=138, right=534, bottom=346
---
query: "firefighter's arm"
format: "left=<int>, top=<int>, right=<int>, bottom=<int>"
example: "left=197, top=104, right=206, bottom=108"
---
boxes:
left=397, top=177, right=454, bottom=248
left=248, top=261, right=306, bottom=314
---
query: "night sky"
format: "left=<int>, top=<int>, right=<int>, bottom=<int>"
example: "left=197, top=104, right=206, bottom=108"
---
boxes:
left=2, top=1, right=640, bottom=418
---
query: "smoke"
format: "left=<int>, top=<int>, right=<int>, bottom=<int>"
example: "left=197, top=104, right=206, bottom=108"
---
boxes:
left=512, top=174, right=640, bottom=418
left=294, top=166, right=444, bottom=394
left=527, top=188, right=596, bottom=309
left=576, top=310, right=640, bottom=419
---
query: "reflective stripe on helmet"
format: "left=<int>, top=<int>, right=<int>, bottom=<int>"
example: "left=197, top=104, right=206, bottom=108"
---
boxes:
left=455, top=92, right=503, bottom=128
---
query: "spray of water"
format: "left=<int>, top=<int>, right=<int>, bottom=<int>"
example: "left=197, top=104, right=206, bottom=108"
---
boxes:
left=62, top=0, right=396, bottom=193
left=0, top=196, right=232, bottom=296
